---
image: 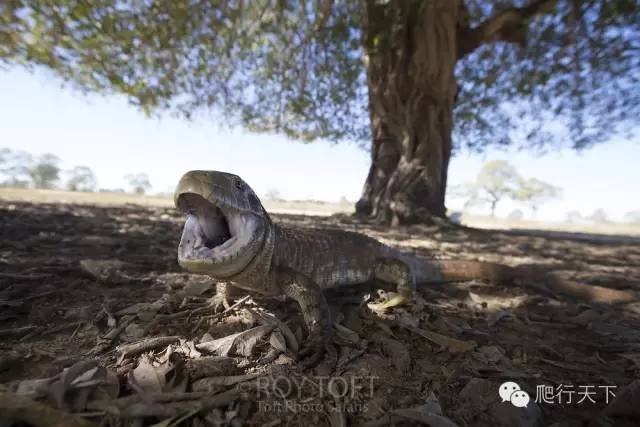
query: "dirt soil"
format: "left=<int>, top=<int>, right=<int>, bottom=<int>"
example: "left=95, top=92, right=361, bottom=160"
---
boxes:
left=1, top=200, right=640, bottom=427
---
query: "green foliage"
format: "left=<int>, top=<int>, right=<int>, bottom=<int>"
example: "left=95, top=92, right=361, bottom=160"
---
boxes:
left=476, top=160, right=521, bottom=195
left=29, top=153, right=61, bottom=189
left=515, top=177, right=560, bottom=213
left=0, top=0, right=366, bottom=142
left=1, top=1, right=637, bottom=150
left=1, top=148, right=100, bottom=191
left=66, top=165, right=97, bottom=191
left=457, top=0, right=639, bottom=151
left=0, top=148, right=33, bottom=187
left=462, top=160, right=522, bottom=216
left=457, top=160, right=560, bottom=216
left=125, top=173, right=151, bottom=195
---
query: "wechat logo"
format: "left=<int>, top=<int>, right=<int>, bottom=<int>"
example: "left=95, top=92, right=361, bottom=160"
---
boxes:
left=499, top=381, right=530, bottom=408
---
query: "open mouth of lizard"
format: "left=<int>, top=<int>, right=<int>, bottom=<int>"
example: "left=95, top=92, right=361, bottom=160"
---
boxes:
left=175, top=192, right=262, bottom=277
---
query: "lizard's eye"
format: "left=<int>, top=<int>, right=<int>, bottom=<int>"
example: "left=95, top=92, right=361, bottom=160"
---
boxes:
left=234, top=180, right=244, bottom=190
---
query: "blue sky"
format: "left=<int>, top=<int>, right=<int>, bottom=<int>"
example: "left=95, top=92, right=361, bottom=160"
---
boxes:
left=1, top=67, right=638, bottom=221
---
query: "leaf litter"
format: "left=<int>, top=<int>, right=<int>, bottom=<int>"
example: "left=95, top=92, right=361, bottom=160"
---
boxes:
left=1, top=201, right=640, bottom=426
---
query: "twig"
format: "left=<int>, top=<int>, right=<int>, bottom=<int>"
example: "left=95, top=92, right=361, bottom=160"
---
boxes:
left=198, top=296, right=253, bottom=325
left=406, top=326, right=476, bottom=353
left=116, top=336, right=180, bottom=360
left=68, top=322, right=85, bottom=342
left=190, top=316, right=206, bottom=334
left=0, top=272, right=52, bottom=280
left=103, top=315, right=135, bottom=340
left=41, top=321, right=84, bottom=337
left=24, top=290, right=61, bottom=301
left=88, top=388, right=240, bottom=416
left=0, top=325, right=37, bottom=339
left=156, top=295, right=251, bottom=325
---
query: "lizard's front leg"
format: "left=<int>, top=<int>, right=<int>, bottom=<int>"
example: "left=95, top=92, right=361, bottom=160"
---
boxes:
left=278, top=268, right=335, bottom=367
left=372, top=258, right=415, bottom=309
left=211, top=282, right=245, bottom=311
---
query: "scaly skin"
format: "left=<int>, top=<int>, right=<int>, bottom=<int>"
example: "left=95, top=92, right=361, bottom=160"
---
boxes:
left=174, top=170, right=514, bottom=366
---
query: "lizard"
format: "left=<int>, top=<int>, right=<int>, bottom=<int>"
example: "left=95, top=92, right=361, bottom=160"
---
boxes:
left=174, top=169, right=515, bottom=365
left=173, top=170, right=637, bottom=366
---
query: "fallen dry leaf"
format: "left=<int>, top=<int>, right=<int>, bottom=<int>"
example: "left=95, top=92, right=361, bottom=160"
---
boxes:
left=48, top=360, right=119, bottom=412
left=269, top=330, right=287, bottom=352
left=196, top=324, right=274, bottom=357
left=130, top=353, right=187, bottom=395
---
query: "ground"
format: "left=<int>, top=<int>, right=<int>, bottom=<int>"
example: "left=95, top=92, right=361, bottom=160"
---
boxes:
left=1, top=196, right=640, bottom=427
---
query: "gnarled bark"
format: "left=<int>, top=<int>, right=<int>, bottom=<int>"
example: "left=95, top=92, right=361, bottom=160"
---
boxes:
left=356, top=0, right=458, bottom=225
left=356, top=0, right=559, bottom=226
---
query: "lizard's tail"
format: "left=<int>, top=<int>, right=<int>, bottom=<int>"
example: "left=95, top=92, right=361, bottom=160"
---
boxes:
left=412, top=258, right=639, bottom=305
left=412, top=259, right=514, bottom=285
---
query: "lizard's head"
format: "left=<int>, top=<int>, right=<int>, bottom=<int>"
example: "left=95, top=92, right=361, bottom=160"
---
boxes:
left=174, top=170, right=268, bottom=278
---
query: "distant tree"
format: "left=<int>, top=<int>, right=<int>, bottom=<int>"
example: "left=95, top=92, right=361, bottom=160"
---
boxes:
left=590, top=208, right=609, bottom=223
left=515, top=178, right=561, bottom=215
left=0, top=148, right=33, bottom=188
left=566, top=210, right=583, bottom=223
left=66, top=166, right=97, bottom=192
left=461, top=160, right=522, bottom=217
left=264, top=189, right=282, bottom=202
left=623, top=211, right=640, bottom=224
left=508, top=209, right=524, bottom=221
left=29, top=153, right=61, bottom=189
left=0, top=148, right=8, bottom=185
left=0, top=148, right=9, bottom=165
left=125, top=173, right=151, bottom=195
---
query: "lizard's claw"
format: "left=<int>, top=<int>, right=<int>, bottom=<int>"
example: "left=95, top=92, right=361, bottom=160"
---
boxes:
left=210, top=293, right=231, bottom=313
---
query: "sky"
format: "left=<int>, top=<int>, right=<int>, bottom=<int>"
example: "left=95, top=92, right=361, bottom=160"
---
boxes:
left=1, top=67, right=638, bottom=221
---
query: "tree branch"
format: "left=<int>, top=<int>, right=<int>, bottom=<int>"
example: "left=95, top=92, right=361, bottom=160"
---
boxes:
left=457, top=0, right=558, bottom=59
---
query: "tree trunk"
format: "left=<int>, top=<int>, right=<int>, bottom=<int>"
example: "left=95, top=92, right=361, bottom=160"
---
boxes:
left=356, top=0, right=458, bottom=226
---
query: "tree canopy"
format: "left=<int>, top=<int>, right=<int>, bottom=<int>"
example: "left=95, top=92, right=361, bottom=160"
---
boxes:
left=125, top=173, right=151, bottom=194
left=458, top=160, right=522, bottom=216
left=515, top=177, right=560, bottom=213
left=66, top=165, right=97, bottom=191
left=28, top=153, right=61, bottom=189
left=0, top=148, right=32, bottom=188
left=1, top=0, right=637, bottom=151
left=0, top=148, right=63, bottom=189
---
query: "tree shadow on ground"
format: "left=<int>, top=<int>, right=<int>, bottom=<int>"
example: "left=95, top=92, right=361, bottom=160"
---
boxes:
left=1, top=201, right=639, bottom=426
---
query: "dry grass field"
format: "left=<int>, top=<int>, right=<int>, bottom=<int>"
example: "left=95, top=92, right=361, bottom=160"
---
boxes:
left=2, top=187, right=638, bottom=236
left=0, top=188, right=355, bottom=216
left=460, top=213, right=640, bottom=237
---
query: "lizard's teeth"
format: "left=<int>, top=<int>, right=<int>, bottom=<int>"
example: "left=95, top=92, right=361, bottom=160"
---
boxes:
left=213, top=236, right=238, bottom=253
